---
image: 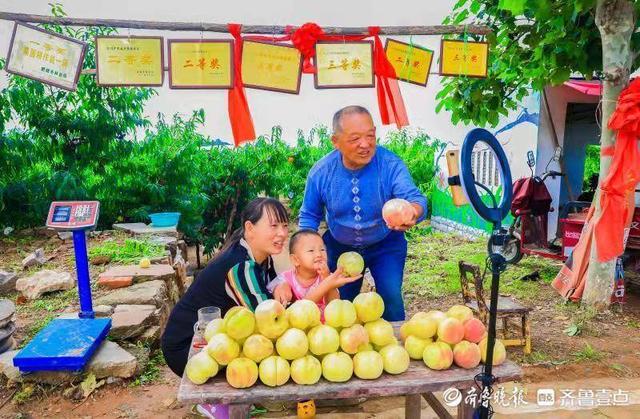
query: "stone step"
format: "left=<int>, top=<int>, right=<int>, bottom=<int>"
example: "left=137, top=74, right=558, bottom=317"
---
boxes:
left=98, top=264, right=175, bottom=285
left=94, top=280, right=168, bottom=308
left=0, top=340, right=138, bottom=384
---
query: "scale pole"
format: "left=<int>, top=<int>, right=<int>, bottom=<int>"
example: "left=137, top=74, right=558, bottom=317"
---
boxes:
left=73, top=230, right=94, bottom=319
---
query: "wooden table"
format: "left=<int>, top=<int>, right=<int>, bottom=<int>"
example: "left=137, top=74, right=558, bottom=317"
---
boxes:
left=178, top=323, right=522, bottom=419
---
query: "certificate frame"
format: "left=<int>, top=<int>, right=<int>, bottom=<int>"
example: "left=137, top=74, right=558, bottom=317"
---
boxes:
left=439, top=39, right=489, bottom=79
left=240, top=40, right=303, bottom=95
left=95, top=36, right=165, bottom=87
left=167, top=39, right=234, bottom=89
left=314, top=41, right=375, bottom=89
left=384, top=38, right=434, bottom=87
left=5, top=22, right=87, bottom=92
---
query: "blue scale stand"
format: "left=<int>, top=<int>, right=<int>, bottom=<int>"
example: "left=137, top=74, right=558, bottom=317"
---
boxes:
left=13, top=201, right=111, bottom=372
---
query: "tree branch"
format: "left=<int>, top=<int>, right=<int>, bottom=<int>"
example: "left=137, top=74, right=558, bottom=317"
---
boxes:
left=0, top=11, right=493, bottom=36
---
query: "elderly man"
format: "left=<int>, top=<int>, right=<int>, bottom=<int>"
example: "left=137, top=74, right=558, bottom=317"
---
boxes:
left=299, top=105, right=427, bottom=321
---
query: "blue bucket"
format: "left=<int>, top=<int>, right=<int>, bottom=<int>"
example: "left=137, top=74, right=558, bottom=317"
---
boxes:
left=149, top=212, right=181, bottom=227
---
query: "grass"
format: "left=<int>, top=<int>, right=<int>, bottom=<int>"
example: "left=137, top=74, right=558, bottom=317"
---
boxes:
left=130, top=350, right=167, bottom=387
left=12, top=384, right=35, bottom=405
left=572, top=343, right=605, bottom=362
left=522, top=350, right=551, bottom=364
left=627, top=320, right=640, bottom=329
left=88, top=237, right=165, bottom=264
left=403, top=232, right=562, bottom=302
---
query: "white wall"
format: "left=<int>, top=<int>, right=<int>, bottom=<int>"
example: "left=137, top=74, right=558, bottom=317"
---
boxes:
left=0, top=0, right=478, bottom=144
left=537, top=85, right=599, bottom=237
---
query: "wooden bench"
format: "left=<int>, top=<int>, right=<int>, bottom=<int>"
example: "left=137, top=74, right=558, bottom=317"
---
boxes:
left=458, top=261, right=532, bottom=354
left=178, top=322, right=522, bottom=418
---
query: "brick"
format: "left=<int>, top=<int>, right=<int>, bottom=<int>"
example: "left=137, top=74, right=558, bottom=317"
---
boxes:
left=98, top=276, right=133, bottom=289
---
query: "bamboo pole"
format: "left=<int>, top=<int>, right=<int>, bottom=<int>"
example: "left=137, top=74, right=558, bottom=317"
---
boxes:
left=0, top=12, right=492, bottom=36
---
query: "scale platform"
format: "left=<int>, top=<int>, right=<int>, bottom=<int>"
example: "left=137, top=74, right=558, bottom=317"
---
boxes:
left=13, top=318, right=111, bottom=372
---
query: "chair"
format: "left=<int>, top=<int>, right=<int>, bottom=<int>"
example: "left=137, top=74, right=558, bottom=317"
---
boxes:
left=458, top=261, right=532, bottom=354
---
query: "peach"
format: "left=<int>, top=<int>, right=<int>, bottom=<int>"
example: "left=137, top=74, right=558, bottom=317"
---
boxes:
left=290, top=355, right=322, bottom=385
left=353, top=350, right=384, bottom=380
left=307, top=325, right=340, bottom=356
left=364, top=319, right=394, bottom=347
left=324, top=299, right=357, bottom=329
left=453, top=341, right=481, bottom=369
left=223, top=306, right=256, bottom=341
left=437, top=317, right=465, bottom=345
left=242, top=334, right=274, bottom=363
left=446, top=305, right=474, bottom=324
left=337, top=252, right=365, bottom=277
left=226, top=357, right=258, bottom=388
left=379, top=345, right=410, bottom=374
left=425, top=310, right=448, bottom=327
left=185, top=350, right=219, bottom=385
left=353, top=292, right=385, bottom=323
left=463, top=318, right=486, bottom=344
left=405, top=313, right=438, bottom=339
left=479, top=337, right=507, bottom=366
left=276, top=328, right=308, bottom=360
left=286, top=299, right=321, bottom=331
left=321, top=352, right=353, bottom=382
left=399, top=322, right=410, bottom=341
left=404, top=335, right=431, bottom=360
left=259, top=355, right=290, bottom=387
left=206, top=333, right=240, bottom=366
left=339, top=324, right=370, bottom=354
left=422, top=341, right=454, bottom=370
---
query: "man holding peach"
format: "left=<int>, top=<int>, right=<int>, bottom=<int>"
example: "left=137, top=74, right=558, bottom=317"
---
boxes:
left=299, top=105, right=428, bottom=321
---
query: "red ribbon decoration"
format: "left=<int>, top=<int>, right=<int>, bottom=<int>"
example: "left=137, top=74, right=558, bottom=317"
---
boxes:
left=228, top=23, right=256, bottom=146
left=227, top=22, right=410, bottom=145
left=594, top=78, right=640, bottom=262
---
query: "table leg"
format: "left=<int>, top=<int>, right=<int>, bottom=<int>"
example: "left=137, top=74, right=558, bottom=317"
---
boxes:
left=456, top=388, right=474, bottom=419
left=229, top=404, right=250, bottom=419
left=422, top=392, right=453, bottom=419
left=405, top=394, right=422, bottom=419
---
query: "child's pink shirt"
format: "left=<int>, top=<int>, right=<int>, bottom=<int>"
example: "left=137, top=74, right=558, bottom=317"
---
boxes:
left=276, top=269, right=327, bottom=312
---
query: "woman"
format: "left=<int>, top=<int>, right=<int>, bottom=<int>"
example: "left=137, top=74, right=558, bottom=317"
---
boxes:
left=161, top=197, right=290, bottom=377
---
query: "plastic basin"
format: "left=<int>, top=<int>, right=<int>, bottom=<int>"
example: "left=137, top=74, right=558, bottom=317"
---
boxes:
left=149, top=212, right=181, bottom=227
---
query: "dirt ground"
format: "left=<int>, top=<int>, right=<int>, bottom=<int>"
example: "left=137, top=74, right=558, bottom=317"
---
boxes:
left=2, top=229, right=640, bottom=418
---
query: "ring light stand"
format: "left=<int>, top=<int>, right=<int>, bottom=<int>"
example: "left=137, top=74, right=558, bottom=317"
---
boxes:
left=448, top=128, right=513, bottom=419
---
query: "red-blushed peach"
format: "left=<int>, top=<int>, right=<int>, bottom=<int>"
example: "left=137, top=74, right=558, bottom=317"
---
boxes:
left=452, top=341, right=481, bottom=369
left=463, top=318, right=486, bottom=343
left=437, top=317, right=465, bottom=345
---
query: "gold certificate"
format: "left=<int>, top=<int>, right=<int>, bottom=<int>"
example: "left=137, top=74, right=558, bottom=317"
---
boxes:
left=6, top=22, right=86, bottom=91
left=168, top=40, right=233, bottom=89
left=440, top=39, right=489, bottom=78
left=314, top=41, right=374, bottom=89
left=241, top=41, right=302, bottom=94
left=385, top=39, right=433, bottom=86
left=96, top=36, right=164, bottom=86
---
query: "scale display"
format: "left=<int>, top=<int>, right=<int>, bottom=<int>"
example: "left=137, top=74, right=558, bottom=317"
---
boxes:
left=46, top=201, right=99, bottom=230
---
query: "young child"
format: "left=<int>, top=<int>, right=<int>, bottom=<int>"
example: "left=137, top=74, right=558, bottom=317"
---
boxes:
left=269, top=229, right=361, bottom=310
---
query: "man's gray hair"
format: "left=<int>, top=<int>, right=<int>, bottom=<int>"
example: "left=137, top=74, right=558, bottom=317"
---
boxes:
left=332, top=105, right=372, bottom=134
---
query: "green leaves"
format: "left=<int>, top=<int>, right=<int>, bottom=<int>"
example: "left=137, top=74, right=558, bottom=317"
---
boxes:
left=437, top=0, right=605, bottom=128
left=498, top=0, right=525, bottom=15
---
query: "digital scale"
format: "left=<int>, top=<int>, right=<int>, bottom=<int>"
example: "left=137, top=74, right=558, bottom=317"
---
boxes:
left=13, top=201, right=111, bottom=372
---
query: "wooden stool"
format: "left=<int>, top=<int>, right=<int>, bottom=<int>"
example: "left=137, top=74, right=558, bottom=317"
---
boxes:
left=458, top=261, right=532, bottom=354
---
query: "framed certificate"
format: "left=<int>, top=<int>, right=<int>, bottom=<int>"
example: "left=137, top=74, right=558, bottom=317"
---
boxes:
left=439, top=39, right=489, bottom=78
left=168, top=40, right=233, bottom=89
left=5, top=22, right=86, bottom=91
left=95, top=36, right=164, bottom=86
left=314, top=41, right=374, bottom=89
left=385, top=38, right=433, bottom=87
left=241, top=41, right=303, bottom=94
